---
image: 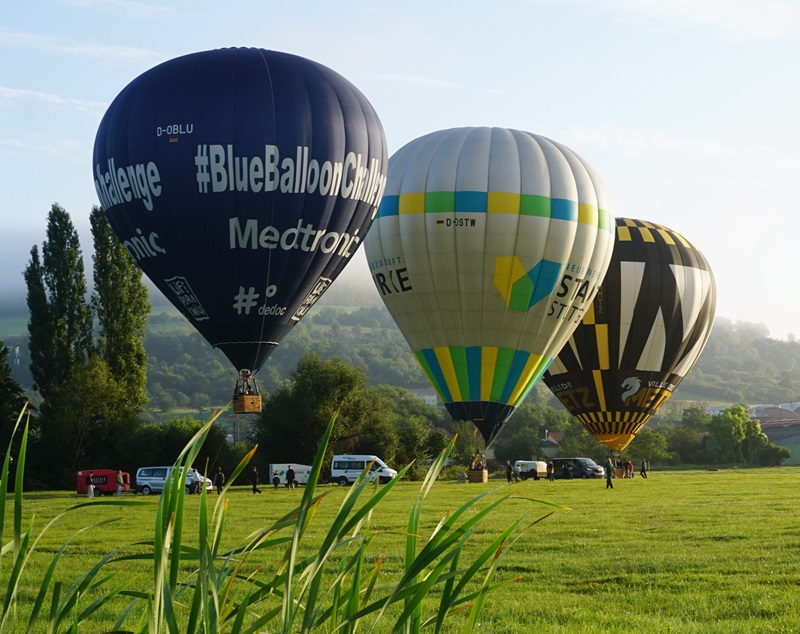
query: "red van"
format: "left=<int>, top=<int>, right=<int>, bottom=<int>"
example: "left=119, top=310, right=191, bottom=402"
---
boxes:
left=76, top=469, right=130, bottom=496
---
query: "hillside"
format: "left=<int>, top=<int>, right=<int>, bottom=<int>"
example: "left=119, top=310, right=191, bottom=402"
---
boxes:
left=4, top=300, right=800, bottom=415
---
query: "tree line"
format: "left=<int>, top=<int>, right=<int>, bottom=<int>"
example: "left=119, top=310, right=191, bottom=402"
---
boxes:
left=0, top=203, right=795, bottom=488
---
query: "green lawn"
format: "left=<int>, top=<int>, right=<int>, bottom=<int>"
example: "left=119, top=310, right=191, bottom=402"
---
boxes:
left=3, top=467, right=799, bottom=633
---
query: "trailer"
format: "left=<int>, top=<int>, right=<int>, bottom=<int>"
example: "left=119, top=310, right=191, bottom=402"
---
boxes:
left=269, top=463, right=313, bottom=486
left=77, top=469, right=130, bottom=496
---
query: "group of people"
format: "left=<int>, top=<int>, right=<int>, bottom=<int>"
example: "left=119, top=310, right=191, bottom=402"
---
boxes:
left=468, top=453, right=486, bottom=470
left=84, top=470, right=126, bottom=498
left=189, top=467, right=227, bottom=494
left=605, top=458, right=649, bottom=489
left=608, top=458, right=648, bottom=479
left=249, top=465, right=297, bottom=494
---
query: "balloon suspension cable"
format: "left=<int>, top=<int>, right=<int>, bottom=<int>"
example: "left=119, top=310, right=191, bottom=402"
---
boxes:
left=251, top=51, right=278, bottom=376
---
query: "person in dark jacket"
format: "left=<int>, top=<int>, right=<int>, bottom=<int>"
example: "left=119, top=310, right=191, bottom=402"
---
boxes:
left=605, top=459, right=614, bottom=489
left=286, top=465, right=296, bottom=490
left=214, top=466, right=225, bottom=494
left=250, top=466, right=262, bottom=494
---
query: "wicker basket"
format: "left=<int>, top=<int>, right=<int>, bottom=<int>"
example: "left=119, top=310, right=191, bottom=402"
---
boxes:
left=233, top=394, right=262, bottom=414
left=467, top=469, right=488, bottom=483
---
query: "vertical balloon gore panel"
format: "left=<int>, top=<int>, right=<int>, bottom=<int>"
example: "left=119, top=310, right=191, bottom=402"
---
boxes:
left=544, top=217, right=717, bottom=450
left=93, top=48, right=387, bottom=374
left=545, top=369, right=684, bottom=451
left=365, top=127, right=616, bottom=445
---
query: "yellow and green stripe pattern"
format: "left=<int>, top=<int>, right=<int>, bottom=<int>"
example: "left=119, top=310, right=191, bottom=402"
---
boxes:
left=415, top=345, right=552, bottom=408
left=378, top=190, right=613, bottom=232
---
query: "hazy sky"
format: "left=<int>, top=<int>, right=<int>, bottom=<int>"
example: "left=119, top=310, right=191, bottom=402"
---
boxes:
left=1, top=0, right=799, bottom=338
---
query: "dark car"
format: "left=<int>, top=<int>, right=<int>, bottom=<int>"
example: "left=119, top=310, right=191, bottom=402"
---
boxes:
left=550, top=457, right=604, bottom=479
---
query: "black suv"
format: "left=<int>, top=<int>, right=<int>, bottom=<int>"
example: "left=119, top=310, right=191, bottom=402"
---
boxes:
left=550, top=457, right=604, bottom=479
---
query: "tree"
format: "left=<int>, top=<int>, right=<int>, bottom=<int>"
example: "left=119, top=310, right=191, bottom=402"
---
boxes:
left=254, top=354, right=399, bottom=476
left=665, top=424, right=706, bottom=464
left=393, top=415, right=430, bottom=480
left=705, top=405, right=749, bottom=464
left=625, top=428, right=671, bottom=463
left=741, top=418, right=768, bottom=465
left=90, top=206, right=150, bottom=417
left=492, top=428, right=542, bottom=465
left=24, top=204, right=92, bottom=398
left=23, top=245, right=50, bottom=395
left=681, top=405, right=712, bottom=430
left=449, top=420, right=485, bottom=468
left=34, top=355, right=131, bottom=486
left=0, top=341, right=29, bottom=453
left=554, top=417, right=608, bottom=462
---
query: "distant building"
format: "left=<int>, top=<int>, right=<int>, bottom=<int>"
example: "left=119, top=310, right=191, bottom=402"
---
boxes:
left=407, top=387, right=441, bottom=407
left=752, top=406, right=800, bottom=465
left=541, top=430, right=561, bottom=458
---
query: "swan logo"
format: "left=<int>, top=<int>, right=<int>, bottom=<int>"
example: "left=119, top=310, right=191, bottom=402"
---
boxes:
left=621, top=377, right=642, bottom=402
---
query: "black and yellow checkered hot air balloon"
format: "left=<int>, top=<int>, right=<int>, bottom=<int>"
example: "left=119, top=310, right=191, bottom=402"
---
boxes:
left=543, top=218, right=716, bottom=451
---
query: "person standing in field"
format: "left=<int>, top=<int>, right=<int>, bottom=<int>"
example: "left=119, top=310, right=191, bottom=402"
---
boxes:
left=505, top=460, right=513, bottom=483
left=251, top=466, right=262, bottom=494
left=191, top=468, right=203, bottom=494
left=605, top=459, right=614, bottom=489
left=272, top=470, right=281, bottom=491
left=214, top=466, right=225, bottom=494
left=116, top=470, right=124, bottom=496
left=286, top=465, right=296, bottom=490
left=640, top=459, right=648, bottom=479
left=86, top=471, right=95, bottom=498
left=547, top=461, right=555, bottom=482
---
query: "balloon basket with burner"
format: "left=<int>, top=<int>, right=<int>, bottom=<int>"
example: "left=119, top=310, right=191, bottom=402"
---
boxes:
left=467, top=469, right=488, bottom=483
left=233, top=372, right=261, bottom=413
left=233, top=394, right=262, bottom=413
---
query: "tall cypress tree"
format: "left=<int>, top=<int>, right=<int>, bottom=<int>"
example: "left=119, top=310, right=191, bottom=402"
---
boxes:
left=23, top=245, right=51, bottom=395
left=24, top=204, right=92, bottom=398
left=24, top=204, right=94, bottom=485
left=0, top=340, right=29, bottom=452
left=89, top=206, right=150, bottom=415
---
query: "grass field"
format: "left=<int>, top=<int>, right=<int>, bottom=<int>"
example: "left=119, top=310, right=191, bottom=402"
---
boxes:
left=3, top=467, right=799, bottom=633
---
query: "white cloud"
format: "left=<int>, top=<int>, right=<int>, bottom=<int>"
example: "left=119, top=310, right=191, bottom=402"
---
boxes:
left=62, top=0, right=182, bottom=19
left=0, top=30, right=161, bottom=64
left=0, top=136, right=86, bottom=157
left=602, top=0, right=800, bottom=41
left=371, top=73, right=460, bottom=89
left=0, top=86, right=106, bottom=113
left=567, top=125, right=736, bottom=158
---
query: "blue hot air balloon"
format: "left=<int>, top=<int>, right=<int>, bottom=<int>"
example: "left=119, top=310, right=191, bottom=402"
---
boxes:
left=93, top=48, right=387, bottom=410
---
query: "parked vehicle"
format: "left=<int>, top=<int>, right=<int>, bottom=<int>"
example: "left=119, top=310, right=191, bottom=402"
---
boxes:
left=513, top=460, right=547, bottom=480
left=331, top=454, right=397, bottom=486
left=269, top=463, right=313, bottom=486
left=77, top=469, right=130, bottom=496
left=134, top=466, right=213, bottom=495
left=550, top=457, right=605, bottom=479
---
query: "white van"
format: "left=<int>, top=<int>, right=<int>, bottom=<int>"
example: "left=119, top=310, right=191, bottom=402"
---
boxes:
left=135, top=466, right=213, bottom=495
left=514, top=460, right=547, bottom=480
left=269, top=463, right=313, bottom=486
left=331, top=454, right=397, bottom=486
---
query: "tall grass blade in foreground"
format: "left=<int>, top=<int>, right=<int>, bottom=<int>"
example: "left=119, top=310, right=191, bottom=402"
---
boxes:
left=0, top=403, right=155, bottom=632
left=3, top=403, right=563, bottom=632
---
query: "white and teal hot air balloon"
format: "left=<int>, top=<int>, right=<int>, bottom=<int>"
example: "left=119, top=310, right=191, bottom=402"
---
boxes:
left=364, top=127, right=615, bottom=444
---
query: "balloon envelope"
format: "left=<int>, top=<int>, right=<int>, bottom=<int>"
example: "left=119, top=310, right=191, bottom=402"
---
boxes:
left=544, top=217, right=717, bottom=451
left=364, top=127, right=615, bottom=444
left=93, top=48, right=387, bottom=374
